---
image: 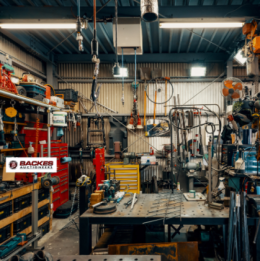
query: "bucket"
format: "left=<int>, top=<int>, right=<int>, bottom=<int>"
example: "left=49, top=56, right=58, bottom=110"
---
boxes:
left=51, top=111, right=67, bottom=127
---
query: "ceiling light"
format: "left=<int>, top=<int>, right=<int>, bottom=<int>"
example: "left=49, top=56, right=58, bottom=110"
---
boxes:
left=190, top=66, right=206, bottom=77
left=234, top=49, right=247, bottom=65
left=114, top=68, right=129, bottom=78
left=160, top=22, right=243, bottom=28
left=159, top=18, right=244, bottom=29
left=0, top=24, right=77, bottom=29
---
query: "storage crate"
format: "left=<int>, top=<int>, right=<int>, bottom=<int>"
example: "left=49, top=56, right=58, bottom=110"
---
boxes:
left=38, top=189, right=50, bottom=202
left=14, top=193, right=32, bottom=213
left=55, top=89, right=78, bottom=102
left=38, top=204, right=49, bottom=220
left=13, top=214, right=31, bottom=234
left=19, top=84, right=46, bottom=96
left=0, top=225, right=11, bottom=244
left=0, top=201, right=12, bottom=221
left=26, top=91, right=46, bottom=99
left=40, top=221, right=50, bottom=236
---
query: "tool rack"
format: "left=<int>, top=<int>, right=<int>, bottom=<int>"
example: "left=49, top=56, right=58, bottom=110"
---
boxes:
left=0, top=88, right=60, bottom=251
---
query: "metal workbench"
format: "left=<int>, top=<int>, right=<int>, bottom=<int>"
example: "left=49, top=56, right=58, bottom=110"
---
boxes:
left=79, top=193, right=260, bottom=259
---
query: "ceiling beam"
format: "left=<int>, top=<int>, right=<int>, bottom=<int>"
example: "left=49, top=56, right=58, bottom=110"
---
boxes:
left=44, top=30, right=73, bottom=54
left=177, top=29, right=183, bottom=53
left=98, top=23, right=115, bottom=53
left=32, top=30, right=64, bottom=54
left=168, top=30, right=173, bottom=53
left=0, top=0, right=9, bottom=5
left=145, top=23, right=153, bottom=53
left=56, top=53, right=230, bottom=63
left=205, top=29, right=217, bottom=52
left=26, top=0, right=37, bottom=6
left=0, top=5, right=258, bottom=19
left=12, top=0, right=24, bottom=5
left=0, top=29, right=53, bottom=62
left=158, top=21, right=162, bottom=54
left=40, top=0, right=52, bottom=5
left=213, top=29, right=230, bottom=52
left=56, top=30, right=80, bottom=54
left=55, top=0, right=63, bottom=5
left=186, top=29, right=194, bottom=53
left=195, top=29, right=205, bottom=53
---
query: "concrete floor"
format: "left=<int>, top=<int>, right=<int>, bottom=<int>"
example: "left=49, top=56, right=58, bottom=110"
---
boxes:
left=38, top=212, right=98, bottom=255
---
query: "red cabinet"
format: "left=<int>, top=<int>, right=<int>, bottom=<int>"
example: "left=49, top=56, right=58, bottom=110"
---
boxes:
left=15, top=141, right=69, bottom=212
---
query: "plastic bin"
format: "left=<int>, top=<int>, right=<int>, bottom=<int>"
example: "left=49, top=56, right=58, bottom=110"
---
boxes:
left=38, top=189, right=50, bottom=202
left=55, top=89, right=78, bottom=102
left=20, top=84, right=46, bottom=96
left=40, top=221, right=50, bottom=236
left=13, top=214, right=31, bottom=234
left=0, top=201, right=12, bottom=220
left=0, top=224, right=11, bottom=244
left=38, top=204, right=49, bottom=220
left=14, top=193, right=32, bottom=213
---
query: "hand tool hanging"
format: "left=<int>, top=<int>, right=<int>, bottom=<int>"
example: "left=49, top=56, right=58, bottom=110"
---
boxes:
left=173, top=96, right=180, bottom=157
left=177, top=94, right=188, bottom=161
left=90, top=0, right=101, bottom=115
left=76, top=0, right=84, bottom=52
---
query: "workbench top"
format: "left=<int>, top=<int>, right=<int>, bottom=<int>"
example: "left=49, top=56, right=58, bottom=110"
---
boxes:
left=81, top=194, right=229, bottom=220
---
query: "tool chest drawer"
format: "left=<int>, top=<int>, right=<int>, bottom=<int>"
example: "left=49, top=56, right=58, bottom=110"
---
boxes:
left=38, top=189, right=50, bottom=202
left=14, top=193, right=32, bottom=213
left=38, top=204, right=49, bottom=220
left=13, top=214, right=31, bottom=234
left=0, top=201, right=12, bottom=220
left=0, top=225, right=11, bottom=244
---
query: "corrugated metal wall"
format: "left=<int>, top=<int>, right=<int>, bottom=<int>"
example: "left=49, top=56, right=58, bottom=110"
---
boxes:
left=58, top=62, right=225, bottom=79
left=0, top=33, right=45, bottom=76
left=59, top=62, right=226, bottom=175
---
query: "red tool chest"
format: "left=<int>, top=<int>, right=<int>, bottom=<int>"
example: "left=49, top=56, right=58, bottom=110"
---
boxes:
left=15, top=141, right=69, bottom=212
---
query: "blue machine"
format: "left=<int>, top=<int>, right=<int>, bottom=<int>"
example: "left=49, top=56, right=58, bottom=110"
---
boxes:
left=232, top=148, right=257, bottom=174
left=0, top=233, right=26, bottom=258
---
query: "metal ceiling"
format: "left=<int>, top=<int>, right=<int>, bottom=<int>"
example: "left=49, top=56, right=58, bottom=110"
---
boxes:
left=0, top=0, right=259, bottom=63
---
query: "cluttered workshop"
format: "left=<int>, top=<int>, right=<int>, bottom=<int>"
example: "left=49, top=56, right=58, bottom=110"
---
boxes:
left=0, top=1, right=259, bottom=260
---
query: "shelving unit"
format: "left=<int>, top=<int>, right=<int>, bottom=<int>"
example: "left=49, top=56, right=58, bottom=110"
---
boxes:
left=0, top=180, right=52, bottom=245
left=0, top=88, right=59, bottom=251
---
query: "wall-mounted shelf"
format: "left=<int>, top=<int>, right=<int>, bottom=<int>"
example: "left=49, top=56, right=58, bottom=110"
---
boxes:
left=0, top=148, right=26, bottom=152
left=3, top=121, right=27, bottom=126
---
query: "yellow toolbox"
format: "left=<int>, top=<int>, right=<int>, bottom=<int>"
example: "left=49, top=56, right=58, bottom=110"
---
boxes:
left=105, top=163, right=141, bottom=194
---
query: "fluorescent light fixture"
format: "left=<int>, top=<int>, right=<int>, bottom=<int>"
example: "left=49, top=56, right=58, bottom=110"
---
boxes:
left=0, top=24, right=76, bottom=29
left=190, top=66, right=206, bottom=77
left=234, top=49, right=247, bottom=65
left=114, top=68, right=129, bottom=78
left=159, top=18, right=244, bottom=29
left=160, top=23, right=243, bottom=28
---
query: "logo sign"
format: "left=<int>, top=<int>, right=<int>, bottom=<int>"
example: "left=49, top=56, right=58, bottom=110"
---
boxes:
left=6, top=158, right=57, bottom=173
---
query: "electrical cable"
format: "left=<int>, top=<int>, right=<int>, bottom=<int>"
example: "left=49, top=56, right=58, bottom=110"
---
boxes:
left=145, top=77, right=174, bottom=104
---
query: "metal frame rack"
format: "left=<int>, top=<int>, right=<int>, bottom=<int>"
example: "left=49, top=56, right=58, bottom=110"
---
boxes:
left=0, top=88, right=60, bottom=256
